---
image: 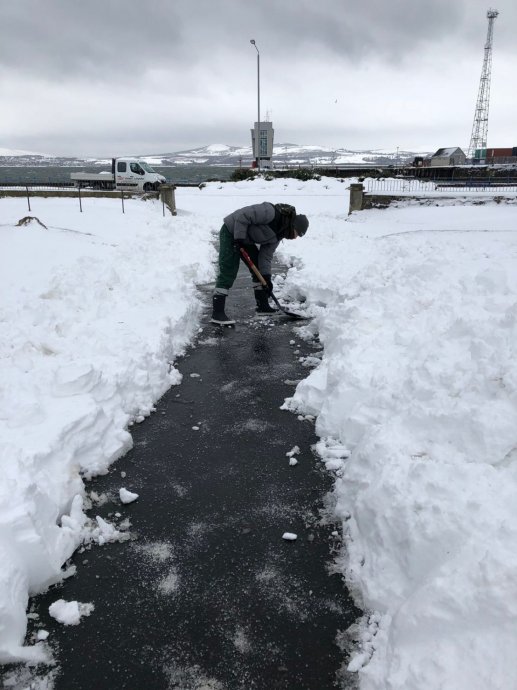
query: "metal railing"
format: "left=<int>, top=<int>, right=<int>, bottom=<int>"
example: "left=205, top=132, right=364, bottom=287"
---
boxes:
left=0, top=182, right=77, bottom=190
left=0, top=185, right=175, bottom=216
left=363, top=178, right=517, bottom=194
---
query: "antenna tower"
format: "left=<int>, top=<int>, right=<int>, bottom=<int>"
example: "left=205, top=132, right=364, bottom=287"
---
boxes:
left=468, top=8, right=499, bottom=160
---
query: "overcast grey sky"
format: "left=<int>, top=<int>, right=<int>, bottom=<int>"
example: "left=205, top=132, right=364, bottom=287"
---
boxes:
left=1, top=0, right=516, bottom=156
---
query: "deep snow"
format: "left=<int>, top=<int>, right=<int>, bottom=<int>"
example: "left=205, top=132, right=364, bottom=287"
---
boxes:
left=0, top=195, right=214, bottom=664
left=2, top=179, right=517, bottom=690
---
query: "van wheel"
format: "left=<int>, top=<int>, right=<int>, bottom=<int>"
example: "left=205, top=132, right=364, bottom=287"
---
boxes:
left=143, top=183, right=152, bottom=192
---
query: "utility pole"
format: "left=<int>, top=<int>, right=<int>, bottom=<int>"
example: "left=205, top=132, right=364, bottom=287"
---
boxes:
left=468, top=9, right=499, bottom=162
left=250, top=39, right=261, bottom=173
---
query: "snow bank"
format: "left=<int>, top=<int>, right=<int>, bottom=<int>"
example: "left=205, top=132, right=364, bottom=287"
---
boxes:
left=0, top=196, right=214, bottom=662
left=279, top=199, right=517, bottom=689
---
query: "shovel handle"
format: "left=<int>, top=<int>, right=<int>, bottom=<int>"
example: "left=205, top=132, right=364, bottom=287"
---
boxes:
left=239, top=247, right=269, bottom=289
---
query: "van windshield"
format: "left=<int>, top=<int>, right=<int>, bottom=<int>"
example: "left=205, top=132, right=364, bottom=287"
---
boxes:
left=139, top=162, right=156, bottom=173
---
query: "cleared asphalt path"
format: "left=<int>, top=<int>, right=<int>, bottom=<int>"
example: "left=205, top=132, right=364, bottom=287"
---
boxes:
left=23, top=268, right=360, bottom=690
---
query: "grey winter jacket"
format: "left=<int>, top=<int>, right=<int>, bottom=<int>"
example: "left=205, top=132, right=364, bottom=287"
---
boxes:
left=223, top=202, right=279, bottom=275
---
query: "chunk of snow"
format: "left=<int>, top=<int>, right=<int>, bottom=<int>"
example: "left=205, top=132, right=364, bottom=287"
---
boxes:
left=90, top=515, right=129, bottom=545
left=282, top=532, right=297, bottom=541
left=48, top=599, right=94, bottom=625
left=119, top=488, right=139, bottom=504
left=347, top=651, right=370, bottom=672
left=325, top=459, right=343, bottom=471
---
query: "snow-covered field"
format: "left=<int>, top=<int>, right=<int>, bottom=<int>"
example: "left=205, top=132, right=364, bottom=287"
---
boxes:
left=2, top=179, right=517, bottom=689
left=278, top=192, right=517, bottom=689
left=0, top=196, right=215, bottom=664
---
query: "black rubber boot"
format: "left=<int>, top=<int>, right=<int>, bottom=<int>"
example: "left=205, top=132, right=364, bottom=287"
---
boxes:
left=254, top=289, right=279, bottom=317
left=211, top=294, right=235, bottom=325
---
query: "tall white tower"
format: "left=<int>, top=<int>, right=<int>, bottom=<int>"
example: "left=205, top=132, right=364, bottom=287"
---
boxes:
left=468, top=9, right=499, bottom=161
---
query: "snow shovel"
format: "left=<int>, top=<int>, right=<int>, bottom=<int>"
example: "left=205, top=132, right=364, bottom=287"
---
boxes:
left=239, top=247, right=308, bottom=320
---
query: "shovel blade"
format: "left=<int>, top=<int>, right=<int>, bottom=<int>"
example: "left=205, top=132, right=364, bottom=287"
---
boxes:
left=278, top=307, right=309, bottom=320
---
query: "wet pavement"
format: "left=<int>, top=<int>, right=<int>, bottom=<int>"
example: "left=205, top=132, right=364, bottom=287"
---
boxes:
left=12, top=268, right=361, bottom=690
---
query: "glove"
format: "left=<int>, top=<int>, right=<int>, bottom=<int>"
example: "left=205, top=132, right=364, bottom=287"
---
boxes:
left=262, top=274, right=273, bottom=294
left=233, top=239, right=246, bottom=255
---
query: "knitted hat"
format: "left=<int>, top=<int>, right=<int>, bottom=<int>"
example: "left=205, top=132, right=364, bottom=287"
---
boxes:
left=293, top=214, right=309, bottom=236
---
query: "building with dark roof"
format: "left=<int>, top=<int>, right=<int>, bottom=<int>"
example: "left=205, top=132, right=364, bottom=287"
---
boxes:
left=430, top=147, right=466, bottom=166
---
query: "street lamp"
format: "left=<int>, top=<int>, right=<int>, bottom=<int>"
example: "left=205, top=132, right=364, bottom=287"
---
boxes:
left=250, top=39, right=261, bottom=172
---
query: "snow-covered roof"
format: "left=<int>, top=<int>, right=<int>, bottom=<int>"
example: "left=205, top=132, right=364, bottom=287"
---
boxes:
left=433, top=147, right=465, bottom=157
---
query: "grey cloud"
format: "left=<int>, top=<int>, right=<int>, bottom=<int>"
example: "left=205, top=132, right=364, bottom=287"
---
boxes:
left=2, top=0, right=516, bottom=156
left=0, top=0, right=184, bottom=79
left=2, top=0, right=514, bottom=83
left=300, top=1, right=516, bottom=61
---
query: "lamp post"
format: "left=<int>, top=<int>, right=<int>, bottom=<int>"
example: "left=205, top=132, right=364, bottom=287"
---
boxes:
left=250, top=39, right=261, bottom=173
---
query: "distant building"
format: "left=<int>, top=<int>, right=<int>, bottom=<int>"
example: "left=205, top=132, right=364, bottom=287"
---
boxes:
left=250, top=121, right=274, bottom=169
left=485, top=147, right=517, bottom=165
left=430, top=147, right=466, bottom=166
left=413, top=154, right=433, bottom=168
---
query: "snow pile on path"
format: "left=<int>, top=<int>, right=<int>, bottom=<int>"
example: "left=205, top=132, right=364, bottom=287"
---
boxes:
left=279, top=200, right=517, bottom=689
left=48, top=599, right=94, bottom=626
left=0, top=197, right=214, bottom=662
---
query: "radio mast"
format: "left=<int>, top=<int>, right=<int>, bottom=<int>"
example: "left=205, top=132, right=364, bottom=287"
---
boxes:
left=468, top=9, right=499, bottom=161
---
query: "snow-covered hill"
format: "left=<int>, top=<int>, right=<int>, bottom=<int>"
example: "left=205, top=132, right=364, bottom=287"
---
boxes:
left=0, top=143, right=429, bottom=167
left=142, top=143, right=426, bottom=167
left=0, top=147, right=48, bottom=157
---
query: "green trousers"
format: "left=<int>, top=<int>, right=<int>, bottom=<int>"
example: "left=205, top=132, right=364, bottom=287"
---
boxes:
left=215, top=225, right=259, bottom=294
